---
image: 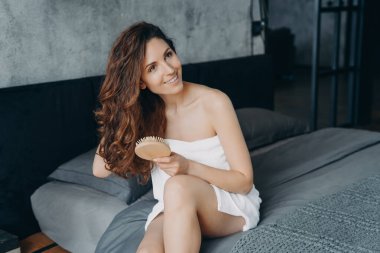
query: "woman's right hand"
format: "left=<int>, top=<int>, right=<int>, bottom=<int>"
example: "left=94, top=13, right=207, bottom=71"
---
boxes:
left=153, top=152, right=190, bottom=176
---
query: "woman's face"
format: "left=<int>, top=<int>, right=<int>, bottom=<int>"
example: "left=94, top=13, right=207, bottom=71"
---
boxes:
left=140, top=38, right=183, bottom=95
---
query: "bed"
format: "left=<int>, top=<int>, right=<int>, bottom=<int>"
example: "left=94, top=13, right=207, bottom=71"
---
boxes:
left=31, top=107, right=380, bottom=252
left=3, top=53, right=377, bottom=251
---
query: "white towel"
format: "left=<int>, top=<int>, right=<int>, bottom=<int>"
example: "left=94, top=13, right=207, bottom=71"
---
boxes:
left=145, top=135, right=261, bottom=231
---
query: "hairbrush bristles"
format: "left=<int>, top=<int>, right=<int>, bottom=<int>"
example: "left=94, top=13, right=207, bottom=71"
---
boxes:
left=136, top=136, right=166, bottom=145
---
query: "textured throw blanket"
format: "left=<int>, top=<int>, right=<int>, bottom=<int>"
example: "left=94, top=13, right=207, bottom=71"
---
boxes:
left=231, top=174, right=380, bottom=253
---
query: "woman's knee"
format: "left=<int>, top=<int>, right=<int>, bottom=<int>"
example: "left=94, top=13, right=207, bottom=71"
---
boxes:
left=163, top=175, right=198, bottom=207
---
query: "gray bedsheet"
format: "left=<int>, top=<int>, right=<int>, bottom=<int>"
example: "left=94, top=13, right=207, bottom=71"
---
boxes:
left=231, top=174, right=380, bottom=252
left=96, top=128, right=380, bottom=253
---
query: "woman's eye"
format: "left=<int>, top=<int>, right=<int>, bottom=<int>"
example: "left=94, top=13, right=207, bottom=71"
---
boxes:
left=148, top=65, right=156, bottom=73
left=165, top=51, right=173, bottom=59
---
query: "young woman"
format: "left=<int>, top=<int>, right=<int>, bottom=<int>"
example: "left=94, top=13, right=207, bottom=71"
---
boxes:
left=93, top=21, right=261, bottom=253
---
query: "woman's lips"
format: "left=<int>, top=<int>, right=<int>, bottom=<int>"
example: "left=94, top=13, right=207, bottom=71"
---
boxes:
left=164, top=74, right=179, bottom=85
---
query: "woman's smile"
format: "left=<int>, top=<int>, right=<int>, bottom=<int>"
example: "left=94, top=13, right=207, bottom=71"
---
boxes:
left=164, top=74, right=179, bottom=85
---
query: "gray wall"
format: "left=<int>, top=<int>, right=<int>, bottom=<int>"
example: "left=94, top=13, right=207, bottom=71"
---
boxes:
left=1, top=0, right=257, bottom=89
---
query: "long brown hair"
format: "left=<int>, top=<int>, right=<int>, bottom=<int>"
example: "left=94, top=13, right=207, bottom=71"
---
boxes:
left=95, top=22, right=176, bottom=183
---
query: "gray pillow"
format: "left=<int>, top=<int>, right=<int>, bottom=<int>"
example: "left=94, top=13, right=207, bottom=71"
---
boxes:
left=48, top=148, right=151, bottom=204
left=236, top=108, right=309, bottom=150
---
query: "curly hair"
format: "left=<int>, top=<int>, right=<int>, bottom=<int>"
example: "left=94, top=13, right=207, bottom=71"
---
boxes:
left=95, top=22, right=176, bottom=184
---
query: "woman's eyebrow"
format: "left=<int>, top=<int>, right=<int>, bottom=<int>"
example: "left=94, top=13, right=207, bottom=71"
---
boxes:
left=145, top=47, right=171, bottom=69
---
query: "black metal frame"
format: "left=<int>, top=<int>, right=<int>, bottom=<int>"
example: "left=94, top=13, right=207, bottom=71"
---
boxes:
left=310, top=0, right=365, bottom=130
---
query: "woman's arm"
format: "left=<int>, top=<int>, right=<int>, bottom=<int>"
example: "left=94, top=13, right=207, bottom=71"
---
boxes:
left=93, top=144, right=112, bottom=178
left=155, top=90, right=253, bottom=194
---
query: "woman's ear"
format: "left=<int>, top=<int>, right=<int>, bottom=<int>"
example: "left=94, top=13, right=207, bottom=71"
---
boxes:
left=140, top=81, right=147, bottom=90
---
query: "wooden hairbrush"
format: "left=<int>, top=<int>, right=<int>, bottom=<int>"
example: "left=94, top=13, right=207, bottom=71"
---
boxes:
left=135, top=136, right=171, bottom=161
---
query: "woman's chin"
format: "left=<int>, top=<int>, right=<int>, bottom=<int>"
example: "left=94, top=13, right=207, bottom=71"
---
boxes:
left=165, top=79, right=184, bottom=93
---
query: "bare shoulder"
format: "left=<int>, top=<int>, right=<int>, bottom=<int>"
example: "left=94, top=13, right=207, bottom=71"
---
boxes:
left=204, top=88, right=231, bottom=110
left=185, top=82, right=232, bottom=110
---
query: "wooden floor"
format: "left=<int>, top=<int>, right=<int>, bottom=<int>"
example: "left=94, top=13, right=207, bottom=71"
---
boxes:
left=20, top=233, right=69, bottom=253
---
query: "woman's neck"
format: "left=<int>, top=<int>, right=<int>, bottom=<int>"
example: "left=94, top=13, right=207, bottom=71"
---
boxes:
left=160, top=82, right=190, bottom=113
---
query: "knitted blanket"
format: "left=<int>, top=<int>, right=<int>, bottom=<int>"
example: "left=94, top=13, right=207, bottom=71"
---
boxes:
left=231, top=175, right=380, bottom=253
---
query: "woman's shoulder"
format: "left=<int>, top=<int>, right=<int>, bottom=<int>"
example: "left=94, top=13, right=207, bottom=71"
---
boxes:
left=185, top=82, right=230, bottom=103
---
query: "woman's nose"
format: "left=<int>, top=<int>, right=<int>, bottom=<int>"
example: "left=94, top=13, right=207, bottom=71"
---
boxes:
left=163, top=61, right=175, bottom=74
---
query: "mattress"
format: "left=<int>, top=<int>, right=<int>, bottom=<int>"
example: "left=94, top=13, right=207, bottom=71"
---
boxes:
left=31, top=127, right=380, bottom=253
left=96, top=128, right=380, bottom=253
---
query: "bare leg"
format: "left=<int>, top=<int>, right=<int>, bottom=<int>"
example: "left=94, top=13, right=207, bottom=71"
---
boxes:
left=136, top=213, right=164, bottom=253
left=163, top=175, right=245, bottom=253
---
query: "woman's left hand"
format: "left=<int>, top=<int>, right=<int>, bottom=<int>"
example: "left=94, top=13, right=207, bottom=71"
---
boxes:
left=153, top=152, right=190, bottom=176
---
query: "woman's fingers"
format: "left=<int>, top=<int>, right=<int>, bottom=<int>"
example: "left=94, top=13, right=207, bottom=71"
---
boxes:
left=155, top=152, right=189, bottom=175
left=153, top=156, right=172, bottom=163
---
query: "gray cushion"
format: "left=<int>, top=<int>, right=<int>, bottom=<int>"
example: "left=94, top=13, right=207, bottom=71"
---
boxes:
left=48, top=148, right=151, bottom=204
left=236, top=108, right=309, bottom=150
left=31, top=181, right=128, bottom=253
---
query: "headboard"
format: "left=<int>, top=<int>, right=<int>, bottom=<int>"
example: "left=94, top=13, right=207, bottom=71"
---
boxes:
left=0, top=55, right=273, bottom=238
left=183, top=55, right=273, bottom=109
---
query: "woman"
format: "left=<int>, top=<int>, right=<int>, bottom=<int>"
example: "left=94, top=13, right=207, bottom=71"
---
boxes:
left=93, top=21, right=261, bottom=253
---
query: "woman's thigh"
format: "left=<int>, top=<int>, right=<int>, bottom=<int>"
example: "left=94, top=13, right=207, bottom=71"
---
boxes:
left=164, top=175, right=245, bottom=238
left=137, top=213, right=164, bottom=253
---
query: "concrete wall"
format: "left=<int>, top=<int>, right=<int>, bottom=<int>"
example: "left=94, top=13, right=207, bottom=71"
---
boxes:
left=0, top=0, right=257, bottom=88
